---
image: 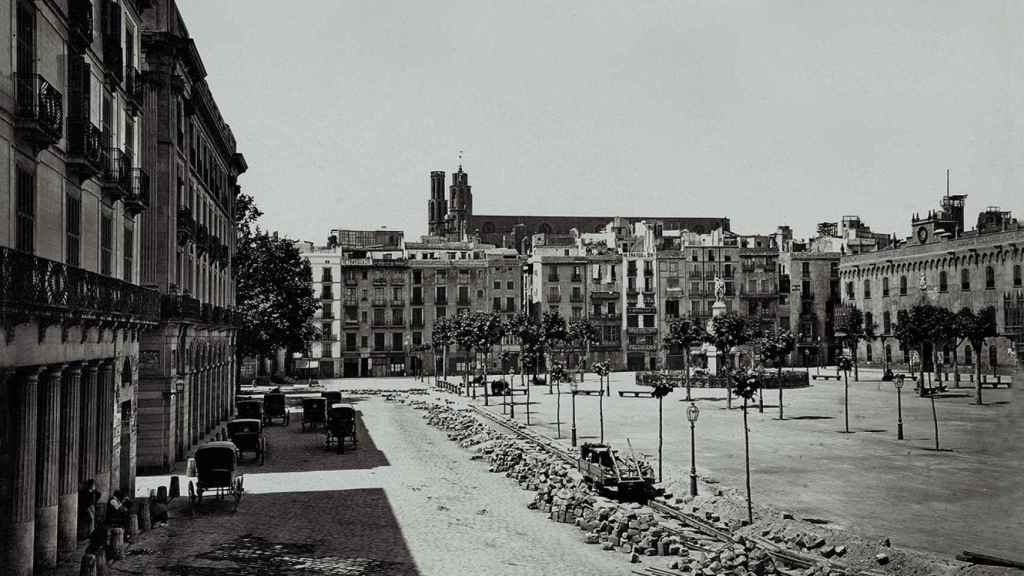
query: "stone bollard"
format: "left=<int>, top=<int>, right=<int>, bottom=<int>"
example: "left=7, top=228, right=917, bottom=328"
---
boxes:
left=128, top=514, right=139, bottom=539
left=169, top=476, right=181, bottom=499
left=109, top=528, right=125, bottom=560
left=156, top=486, right=168, bottom=503
left=138, top=499, right=151, bottom=532
left=79, top=553, right=98, bottom=576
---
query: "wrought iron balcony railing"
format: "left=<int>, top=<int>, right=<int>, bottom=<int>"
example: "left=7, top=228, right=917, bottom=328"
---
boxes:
left=15, top=73, right=64, bottom=153
left=176, top=207, right=195, bottom=246
left=124, top=168, right=149, bottom=215
left=195, top=224, right=210, bottom=256
left=0, top=247, right=160, bottom=339
left=69, top=0, right=94, bottom=50
left=67, top=118, right=105, bottom=182
left=100, top=148, right=131, bottom=202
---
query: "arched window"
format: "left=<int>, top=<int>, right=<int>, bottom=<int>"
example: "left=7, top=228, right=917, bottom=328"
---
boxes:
left=864, top=311, right=874, bottom=334
left=899, top=276, right=908, bottom=295
left=939, top=270, right=948, bottom=292
left=961, top=269, right=971, bottom=290
left=985, top=266, right=995, bottom=289
left=863, top=279, right=871, bottom=299
left=882, top=310, right=892, bottom=334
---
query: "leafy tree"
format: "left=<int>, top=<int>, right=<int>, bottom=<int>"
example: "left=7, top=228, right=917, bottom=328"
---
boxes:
left=834, top=305, right=875, bottom=382
left=471, top=312, right=506, bottom=406
left=646, top=373, right=675, bottom=482
left=233, top=193, right=318, bottom=385
left=541, top=311, right=568, bottom=393
left=894, top=304, right=945, bottom=383
left=837, top=354, right=854, bottom=433
left=704, top=314, right=755, bottom=408
left=662, top=317, right=706, bottom=401
left=498, top=350, right=517, bottom=416
left=431, top=316, right=455, bottom=385
left=566, top=318, right=599, bottom=381
left=960, top=306, right=998, bottom=404
left=506, top=313, right=542, bottom=424
left=730, top=368, right=761, bottom=525
left=758, top=329, right=795, bottom=419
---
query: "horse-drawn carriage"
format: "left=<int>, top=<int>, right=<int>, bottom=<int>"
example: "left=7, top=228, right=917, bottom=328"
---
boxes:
left=264, top=392, right=290, bottom=426
left=324, top=403, right=358, bottom=454
left=301, top=398, right=327, bottom=432
left=236, top=399, right=264, bottom=423
left=226, top=418, right=266, bottom=465
left=191, top=442, right=244, bottom=511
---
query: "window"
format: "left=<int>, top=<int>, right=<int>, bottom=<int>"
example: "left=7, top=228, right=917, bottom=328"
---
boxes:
left=392, top=333, right=403, bottom=351
left=607, top=302, right=616, bottom=315
left=961, top=269, right=970, bottom=291
left=492, top=297, right=501, bottom=312
left=572, top=307, right=582, bottom=319
left=458, top=285, right=470, bottom=304
left=100, top=211, right=113, bottom=276
left=321, top=268, right=333, bottom=282
left=361, top=335, right=368, bottom=349
left=321, top=322, right=333, bottom=339
left=643, top=314, right=655, bottom=328
left=493, top=280, right=501, bottom=290
left=16, top=165, right=35, bottom=253
left=863, top=279, right=871, bottom=299
left=435, top=269, right=446, bottom=281
left=66, top=193, right=81, bottom=267
left=627, top=315, right=638, bottom=328
left=1014, top=265, right=1022, bottom=287
left=864, top=311, right=873, bottom=333
left=985, top=266, right=995, bottom=290
left=845, top=282, right=854, bottom=300
left=435, top=306, right=446, bottom=319
left=939, top=271, right=948, bottom=292
left=345, top=333, right=356, bottom=350
left=899, top=276, right=907, bottom=296
left=123, top=221, right=134, bottom=282
left=435, top=286, right=447, bottom=304
left=413, top=269, right=422, bottom=284
left=412, top=308, right=423, bottom=326
left=506, top=296, right=515, bottom=312
left=507, top=280, right=514, bottom=290
left=373, top=308, right=385, bottom=325
left=412, top=332, right=422, bottom=346
left=374, top=333, right=385, bottom=351
left=883, top=311, right=892, bottom=334
left=882, top=277, right=889, bottom=297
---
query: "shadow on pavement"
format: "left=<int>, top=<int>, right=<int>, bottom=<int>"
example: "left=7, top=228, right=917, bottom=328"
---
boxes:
left=241, top=412, right=389, bottom=474
left=154, top=489, right=420, bottom=576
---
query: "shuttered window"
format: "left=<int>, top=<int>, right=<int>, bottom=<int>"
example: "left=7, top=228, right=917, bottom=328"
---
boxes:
left=101, top=211, right=113, bottom=276
left=123, top=220, right=134, bottom=282
left=67, top=193, right=81, bottom=267
left=16, top=165, right=35, bottom=253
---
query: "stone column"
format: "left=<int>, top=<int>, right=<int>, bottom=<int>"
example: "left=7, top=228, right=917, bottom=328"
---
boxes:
left=203, top=368, right=212, bottom=433
left=79, top=363, right=99, bottom=486
left=95, top=361, right=114, bottom=502
left=58, top=365, right=82, bottom=559
left=6, top=369, right=40, bottom=576
left=190, top=371, right=199, bottom=446
left=35, top=366, right=62, bottom=570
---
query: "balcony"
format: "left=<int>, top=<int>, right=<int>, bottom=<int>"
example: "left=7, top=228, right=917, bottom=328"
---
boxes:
left=569, top=293, right=584, bottom=303
left=626, top=305, right=656, bottom=314
left=547, top=275, right=561, bottom=283
left=571, top=274, right=582, bottom=283
left=320, top=292, right=334, bottom=301
left=627, top=326, right=658, bottom=335
left=372, top=319, right=387, bottom=327
left=15, top=74, right=64, bottom=154
left=590, top=290, right=620, bottom=299
left=176, top=207, right=195, bottom=246
left=0, top=247, right=160, bottom=336
left=125, top=66, right=144, bottom=115
left=343, top=298, right=358, bottom=307
left=457, top=297, right=471, bottom=306
left=592, top=313, right=622, bottom=322
left=411, top=319, right=425, bottom=328
left=391, top=298, right=405, bottom=307
left=124, top=168, right=149, bottom=215
left=68, top=0, right=94, bottom=50
left=411, top=297, right=424, bottom=306
left=195, top=224, right=210, bottom=257
left=103, top=35, right=124, bottom=85
left=435, top=297, right=448, bottom=306
left=547, top=294, right=562, bottom=303
left=67, top=119, right=105, bottom=182
left=100, top=148, right=131, bottom=202
left=372, top=299, right=387, bottom=307
left=389, top=320, right=406, bottom=328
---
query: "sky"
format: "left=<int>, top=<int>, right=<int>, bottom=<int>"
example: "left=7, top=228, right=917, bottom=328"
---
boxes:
left=177, top=1, right=1022, bottom=244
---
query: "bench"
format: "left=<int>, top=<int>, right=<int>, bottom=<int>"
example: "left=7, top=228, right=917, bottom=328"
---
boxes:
left=618, top=390, right=653, bottom=398
left=811, top=374, right=841, bottom=381
left=573, top=389, right=604, bottom=396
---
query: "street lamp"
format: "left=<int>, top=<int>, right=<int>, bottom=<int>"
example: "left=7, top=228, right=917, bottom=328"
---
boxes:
left=894, top=374, right=905, bottom=440
left=570, top=379, right=578, bottom=448
left=686, top=402, right=700, bottom=497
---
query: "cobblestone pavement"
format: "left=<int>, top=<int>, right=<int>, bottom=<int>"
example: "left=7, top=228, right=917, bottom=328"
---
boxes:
left=72, top=394, right=628, bottom=576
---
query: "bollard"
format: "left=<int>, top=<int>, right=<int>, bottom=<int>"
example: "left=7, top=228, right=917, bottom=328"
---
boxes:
left=79, top=553, right=98, bottom=576
left=169, top=475, right=181, bottom=499
left=109, top=527, right=125, bottom=560
left=157, top=485, right=168, bottom=503
left=128, top=514, right=139, bottom=539
left=138, top=499, right=151, bottom=532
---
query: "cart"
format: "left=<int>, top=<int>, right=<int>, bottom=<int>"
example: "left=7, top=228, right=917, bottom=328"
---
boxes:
left=264, top=392, right=290, bottom=426
left=191, top=442, right=244, bottom=511
left=226, top=419, right=266, bottom=465
left=325, top=403, right=358, bottom=454
left=301, top=398, right=327, bottom=432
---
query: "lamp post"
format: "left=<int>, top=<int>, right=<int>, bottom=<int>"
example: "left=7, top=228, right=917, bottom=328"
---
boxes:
left=570, top=379, right=578, bottom=448
left=686, top=402, right=700, bottom=497
left=894, top=374, right=905, bottom=440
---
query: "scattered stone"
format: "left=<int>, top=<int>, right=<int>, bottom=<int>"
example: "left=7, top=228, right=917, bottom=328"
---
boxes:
left=876, top=552, right=890, bottom=565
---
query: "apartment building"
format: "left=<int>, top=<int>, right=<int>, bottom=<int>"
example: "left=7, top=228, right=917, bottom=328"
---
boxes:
left=1, top=1, right=155, bottom=573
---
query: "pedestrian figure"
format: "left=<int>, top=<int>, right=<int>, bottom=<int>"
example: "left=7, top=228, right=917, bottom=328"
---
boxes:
left=78, top=479, right=101, bottom=541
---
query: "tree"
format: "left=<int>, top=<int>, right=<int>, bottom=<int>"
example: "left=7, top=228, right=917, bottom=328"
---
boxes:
left=471, top=312, right=506, bottom=406
left=594, top=361, right=610, bottom=443
left=834, top=305, right=875, bottom=382
left=704, top=314, right=755, bottom=409
left=895, top=304, right=946, bottom=384
left=431, top=317, right=455, bottom=385
left=233, top=193, right=318, bottom=386
left=961, top=306, right=998, bottom=404
left=731, top=368, right=761, bottom=525
left=506, top=313, right=541, bottom=424
left=451, top=314, right=478, bottom=396
left=541, top=311, right=568, bottom=394
left=550, top=362, right=572, bottom=439
left=498, top=350, right=517, bottom=416
left=646, top=373, right=674, bottom=483
left=758, top=329, right=795, bottom=419
left=662, top=317, right=706, bottom=401
left=566, top=318, right=599, bottom=381
left=837, top=354, right=854, bottom=433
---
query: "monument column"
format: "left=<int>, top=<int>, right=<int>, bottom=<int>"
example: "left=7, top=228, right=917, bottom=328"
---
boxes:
left=35, top=366, right=63, bottom=569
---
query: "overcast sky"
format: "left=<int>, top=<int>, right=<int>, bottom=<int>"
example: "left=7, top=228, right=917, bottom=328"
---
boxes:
left=178, top=1, right=1022, bottom=244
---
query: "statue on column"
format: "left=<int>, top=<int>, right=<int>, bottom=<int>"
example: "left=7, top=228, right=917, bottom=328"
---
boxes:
left=714, top=275, right=726, bottom=302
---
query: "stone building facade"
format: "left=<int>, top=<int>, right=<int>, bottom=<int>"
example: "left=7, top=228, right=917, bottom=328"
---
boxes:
left=839, top=199, right=1024, bottom=373
left=136, top=0, right=247, bottom=474
left=1, top=0, right=155, bottom=573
